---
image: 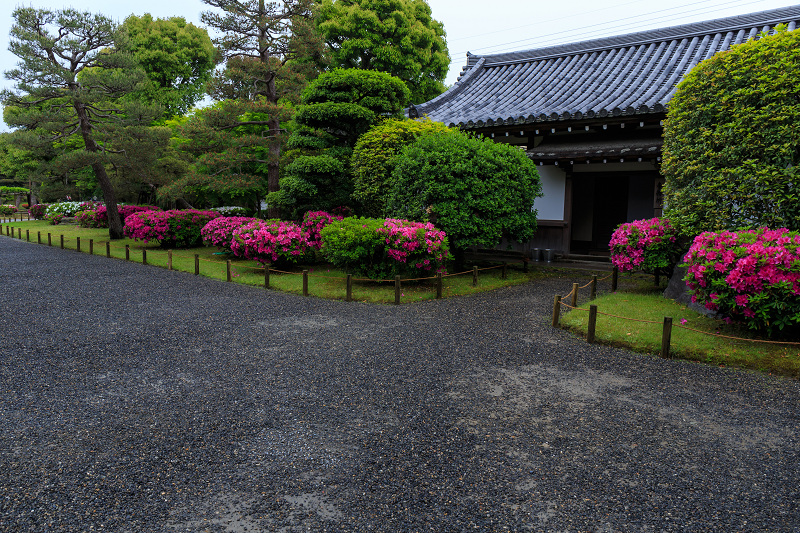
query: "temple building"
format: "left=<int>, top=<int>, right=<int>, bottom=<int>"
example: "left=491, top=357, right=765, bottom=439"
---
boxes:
left=412, top=5, right=800, bottom=257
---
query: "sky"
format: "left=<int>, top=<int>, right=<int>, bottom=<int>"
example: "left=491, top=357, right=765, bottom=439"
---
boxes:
left=0, top=0, right=794, bottom=131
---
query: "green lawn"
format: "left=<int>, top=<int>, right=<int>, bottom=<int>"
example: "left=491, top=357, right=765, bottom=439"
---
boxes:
left=560, top=277, right=800, bottom=378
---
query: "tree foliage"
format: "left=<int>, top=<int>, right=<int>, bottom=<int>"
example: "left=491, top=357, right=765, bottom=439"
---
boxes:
left=316, top=0, right=448, bottom=103
left=2, top=7, right=163, bottom=238
left=386, top=129, right=542, bottom=252
left=662, top=26, right=800, bottom=237
left=120, top=14, right=218, bottom=119
left=351, top=117, right=449, bottom=216
left=200, top=0, right=319, bottom=216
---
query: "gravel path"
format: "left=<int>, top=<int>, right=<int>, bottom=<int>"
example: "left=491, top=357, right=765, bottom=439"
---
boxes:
left=1, top=236, right=799, bottom=532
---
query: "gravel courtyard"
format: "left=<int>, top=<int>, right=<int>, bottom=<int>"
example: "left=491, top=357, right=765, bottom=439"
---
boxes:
left=1, top=236, right=799, bottom=532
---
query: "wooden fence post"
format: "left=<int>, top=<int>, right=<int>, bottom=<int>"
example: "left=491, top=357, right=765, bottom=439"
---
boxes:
left=611, top=267, right=619, bottom=292
left=25, top=229, right=29, bottom=242
left=106, top=242, right=110, bottom=258
left=60, top=235, right=64, bottom=249
left=76, top=237, right=80, bottom=252
left=552, top=295, right=561, bottom=327
left=37, top=231, right=41, bottom=244
left=571, top=282, right=579, bottom=308
left=194, top=254, right=199, bottom=275
left=395, top=275, right=401, bottom=304
left=168, top=250, right=173, bottom=271
left=303, top=270, right=309, bottom=296
left=436, top=272, right=442, bottom=299
left=89, top=239, right=93, bottom=255
left=590, top=275, right=597, bottom=300
left=264, top=264, right=270, bottom=288
left=142, top=249, right=147, bottom=265
left=48, top=233, right=52, bottom=246
left=587, top=305, right=598, bottom=343
left=125, top=244, right=130, bottom=260
left=226, top=260, right=232, bottom=282
left=472, top=266, right=478, bottom=287
left=346, top=274, right=352, bottom=301
left=661, top=317, right=673, bottom=358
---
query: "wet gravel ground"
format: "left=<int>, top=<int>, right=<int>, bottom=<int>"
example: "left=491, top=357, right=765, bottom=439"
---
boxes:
left=1, top=236, right=799, bottom=532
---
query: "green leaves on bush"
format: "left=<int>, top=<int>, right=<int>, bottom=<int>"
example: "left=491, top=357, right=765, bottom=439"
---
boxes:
left=662, top=26, right=800, bottom=236
left=386, top=129, right=542, bottom=251
left=320, top=217, right=388, bottom=278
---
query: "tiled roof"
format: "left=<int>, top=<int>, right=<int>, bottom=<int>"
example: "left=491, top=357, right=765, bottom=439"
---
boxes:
left=415, top=5, right=800, bottom=128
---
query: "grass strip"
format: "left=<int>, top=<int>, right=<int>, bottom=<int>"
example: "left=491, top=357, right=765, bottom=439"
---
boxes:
left=561, top=289, right=800, bottom=378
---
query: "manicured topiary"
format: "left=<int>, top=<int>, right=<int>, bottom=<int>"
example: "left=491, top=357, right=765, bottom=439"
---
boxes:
left=386, top=129, right=541, bottom=255
left=683, top=227, right=800, bottom=335
left=351, top=118, right=450, bottom=217
left=662, top=26, right=800, bottom=237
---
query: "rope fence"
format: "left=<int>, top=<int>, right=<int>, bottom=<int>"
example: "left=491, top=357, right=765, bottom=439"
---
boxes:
left=551, top=270, right=800, bottom=356
left=0, top=222, right=532, bottom=304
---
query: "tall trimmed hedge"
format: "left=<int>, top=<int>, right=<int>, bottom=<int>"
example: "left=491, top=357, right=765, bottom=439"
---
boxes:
left=662, top=26, right=800, bottom=237
left=386, top=129, right=542, bottom=252
left=351, top=118, right=450, bottom=217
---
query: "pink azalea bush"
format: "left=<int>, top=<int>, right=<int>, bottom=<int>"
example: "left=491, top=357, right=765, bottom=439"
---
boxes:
left=29, top=204, right=48, bottom=220
left=230, top=219, right=311, bottom=265
left=201, top=216, right=257, bottom=251
left=610, top=217, right=681, bottom=274
left=75, top=209, right=104, bottom=228
left=320, top=217, right=450, bottom=279
left=124, top=209, right=220, bottom=248
left=683, top=227, right=800, bottom=334
left=301, top=211, right=344, bottom=250
left=97, top=205, right=160, bottom=225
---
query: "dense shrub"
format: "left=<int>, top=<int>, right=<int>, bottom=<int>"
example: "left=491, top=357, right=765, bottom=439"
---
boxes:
left=0, top=205, right=17, bottom=216
left=609, top=218, right=681, bottom=274
left=201, top=216, right=257, bottom=251
left=29, top=204, right=48, bottom=219
left=683, top=227, right=800, bottom=334
left=352, top=118, right=450, bottom=217
left=75, top=210, right=104, bottom=228
left=663, top=27, right=800, bottom=236
left=321, top=217, right=450, bottom=279
left=44, top=213, right=64, bottom=225
left=230, top=220, right=311, bottom=265
left=386, top=129, right=542, bottom=253
left=301, top=211, right=343, bottom=250
left=210, top=206, right=249, bottom=216
left=124, top=209, right=220, bottom=248
left=96, top=205, right=159, bottom=226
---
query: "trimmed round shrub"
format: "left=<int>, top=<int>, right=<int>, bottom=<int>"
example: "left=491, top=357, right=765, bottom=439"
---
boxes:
left=201, top=216, right=257, bottom=251
left=44, top=213, right=64, bottom=225
left=321, top=217, right=450, bottom=279
left=29, top=204, right=48, bottom=219
left=663, top=26, right=800, bottom=236
left=124, top=209, right=220, bottom=248
left=300, top=211, right=343, bottom=250
left=352, top=118, right=451, bottom=217
left=609, top=218, right=681, bottom=274
left=683, top=227, right=800, bottom=334
left=230, top=219, right=311, bottom=265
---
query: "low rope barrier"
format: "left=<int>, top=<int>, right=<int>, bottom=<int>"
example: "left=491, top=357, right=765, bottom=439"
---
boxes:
left=0, top=224, right=537, bottom=304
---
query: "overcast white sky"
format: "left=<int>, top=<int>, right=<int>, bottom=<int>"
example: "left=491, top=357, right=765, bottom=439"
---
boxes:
left=0, top=0, right=794, bottom=131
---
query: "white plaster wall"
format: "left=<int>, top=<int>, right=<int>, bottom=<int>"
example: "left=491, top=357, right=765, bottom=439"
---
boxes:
left=532, top=165, right=566, bottom=220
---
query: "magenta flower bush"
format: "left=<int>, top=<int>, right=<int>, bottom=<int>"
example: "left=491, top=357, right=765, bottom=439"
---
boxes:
left=683, top=227, right=800, bottom=334
left=201, top=216, right=257, bottom=251
left=301, top=211, right=344, bottom=250
left=75, top=210, right=104, bottom=228
left=320, top=217, right=451, bottom=279
left=124, top=209, right=220, bottom=248
left=230, top=219, right=311, bottom=265
left=29, top=204, right=48, bottom=219
left=610, top=217, right=681, bottom=274
left=96, top=205, right=160, bottom=226
left=44, top=213, right=64, bottom=225
left=0, top=205, right=18, bottom=216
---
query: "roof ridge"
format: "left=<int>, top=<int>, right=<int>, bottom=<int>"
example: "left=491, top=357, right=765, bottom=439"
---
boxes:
left=473, top=4, right=800, bottom=66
